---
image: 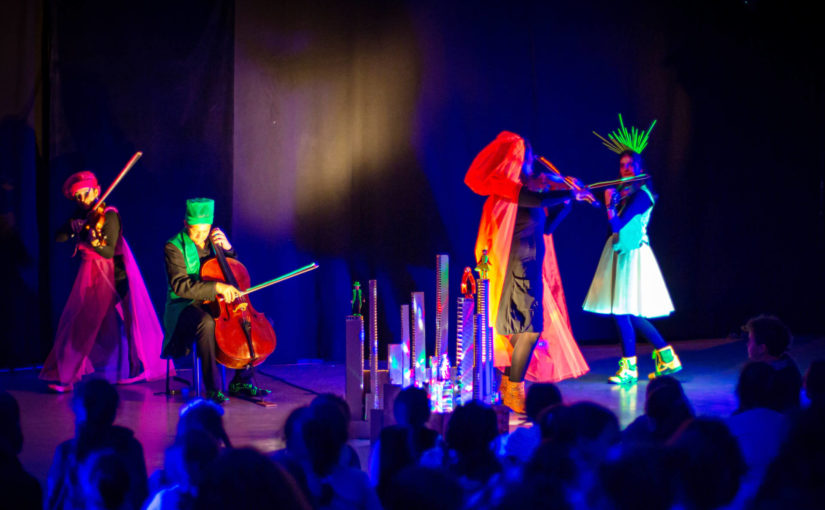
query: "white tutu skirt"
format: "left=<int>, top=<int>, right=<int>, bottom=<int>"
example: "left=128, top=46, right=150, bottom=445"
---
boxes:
left=583, top=236, right=674, bottom=318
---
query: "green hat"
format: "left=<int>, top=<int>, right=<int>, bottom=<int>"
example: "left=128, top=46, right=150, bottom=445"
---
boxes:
left=185, top=198, right=214, bottom=225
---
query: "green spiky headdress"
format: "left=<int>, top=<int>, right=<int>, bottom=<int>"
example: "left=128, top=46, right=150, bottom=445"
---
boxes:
left=593, top=114, right=657, bottom=154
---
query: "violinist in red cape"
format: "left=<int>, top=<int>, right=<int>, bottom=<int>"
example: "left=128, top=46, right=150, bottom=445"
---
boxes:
left=465, top=132, right=593, bottom=414
left=40, top=171, right=166, bottom=392
left=162, top=198, right=271, bottom=404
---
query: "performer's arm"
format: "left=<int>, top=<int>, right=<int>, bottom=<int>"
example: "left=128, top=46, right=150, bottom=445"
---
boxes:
left=54, top=210, right=120, bottom=260
left=609, top=190, right=653, bottom=232
left=544, top=201, right=573, bottom=235
left=517, top=188, right=572, bottom=208
left=55, top=221, right=74, bottom=243
left=164, top=243, right=219, bottom=301
left=55, top=209, right=84, bottom=242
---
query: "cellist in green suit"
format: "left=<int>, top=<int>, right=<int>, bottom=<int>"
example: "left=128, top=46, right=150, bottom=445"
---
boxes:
left=162, top=198, right=270, bottom=403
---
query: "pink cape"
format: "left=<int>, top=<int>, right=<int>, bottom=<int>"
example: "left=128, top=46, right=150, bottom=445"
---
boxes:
left=465, top=131, right=589, bottom=382
left=40, top=214, right=170, bottom=385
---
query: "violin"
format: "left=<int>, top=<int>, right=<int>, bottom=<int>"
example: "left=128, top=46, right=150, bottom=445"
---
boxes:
left=83, top=203, right=109, bottom=247
left=200, top=234, right=277, bottom=369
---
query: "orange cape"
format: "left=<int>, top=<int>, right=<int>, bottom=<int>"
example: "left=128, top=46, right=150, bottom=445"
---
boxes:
left=465, top=131, right=589, bottom=382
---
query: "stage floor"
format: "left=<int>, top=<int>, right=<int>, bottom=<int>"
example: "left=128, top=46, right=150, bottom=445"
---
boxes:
left=4, top=336, right=823, bottom=485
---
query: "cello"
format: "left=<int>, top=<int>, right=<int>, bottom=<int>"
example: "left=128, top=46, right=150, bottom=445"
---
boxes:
left=200, top=234, right=319, bottom=370
left=200, top=237, right=277, bottom=370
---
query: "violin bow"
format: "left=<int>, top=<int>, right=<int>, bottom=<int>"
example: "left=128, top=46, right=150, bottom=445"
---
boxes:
left=239, top=262, right=320, bottom=297
left=536, top=156, right=601, bottom=207
left=94, top=151, right=143, bottom=206
left=586, top=174, right=649, bottom=190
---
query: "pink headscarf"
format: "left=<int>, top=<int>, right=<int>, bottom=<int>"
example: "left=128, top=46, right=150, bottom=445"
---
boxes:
left=62, top=171, right=100, bottom=199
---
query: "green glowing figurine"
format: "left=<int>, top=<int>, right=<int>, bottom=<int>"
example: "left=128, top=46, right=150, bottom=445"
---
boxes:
left=475, top=250, right=491, bottom=280
left=351, top=281, right=365, bottom=316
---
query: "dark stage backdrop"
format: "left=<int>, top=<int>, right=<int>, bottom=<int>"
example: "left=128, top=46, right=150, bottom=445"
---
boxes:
left=3, top=0, right=822, bottom=369
left=0, top=1, right=42, bottom=369
left=44, top=0, right=234, bottom=361
left=233, top=0, right=824, bottom=363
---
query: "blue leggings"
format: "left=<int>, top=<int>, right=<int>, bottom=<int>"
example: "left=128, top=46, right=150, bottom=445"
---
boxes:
left=614, top=315, right=667, bottom=358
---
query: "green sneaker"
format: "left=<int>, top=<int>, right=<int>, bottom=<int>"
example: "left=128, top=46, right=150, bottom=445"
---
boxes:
left=206, top=390, right=229, bottom=404
left=648, top=345, right=682, bottom=379
left=229, top=381, right=272, bottom=397
left=608, top=356, right=638, bottom=384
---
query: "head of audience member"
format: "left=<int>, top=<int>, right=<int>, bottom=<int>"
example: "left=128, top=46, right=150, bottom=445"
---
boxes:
left=804, top=359, right=825, bottom=407
left=383, top=465, right=463, bottom=510
left=598, top=444, right=674, bottom=510
left=165, top=427, right=220, bottom=494
left=311, top=393, right=352, bottom=422
left=446, top=401, right=499, bottom=458
left=302, top=393, right=350, bottom=476
left=78, top=449, right=131, bottom=510
left=752, top=403, right=825, bottom=507
left=537, top=403, right=571, bottom=441
left=566, top=402, right=620, bottom=467
left=377, top=426, right=418, bottom=505
left=393, top=386, right=431, bottom=428
left=736, top=361, right=776, bottom=412
left=645, top=376, right=694, bottom=442
left=194, top=448, right=311, bottom=510
left=178, top=398, right=231, bottom=448
left=531, top=402, right=619, bottom=501
left=744, top=315, right=792, bottom=362
left=282, top=406, right=309, bottom=458
left=525, top=383, right=562, bottom=424
left=0, top=390, right=23, bottom=456
left=540, top=403, right=619, bottom=451
left=71, top=379, right=119, bottom=431
left=445, top=401, right=501, bottom=482
left=668, top=418, right=746, bottom=510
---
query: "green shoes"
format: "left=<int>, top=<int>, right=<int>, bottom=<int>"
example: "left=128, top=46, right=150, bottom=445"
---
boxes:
left=206, top=390, right=229, bottom=404
left=608, top=356, right=638, bottom=384
left=229, top=381, right=272, bottom=397
left=648, top=345, right=683, bottom=379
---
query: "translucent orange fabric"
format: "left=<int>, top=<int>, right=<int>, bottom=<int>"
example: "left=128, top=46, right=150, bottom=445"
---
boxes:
left=465, top=132, right=589, bottom=382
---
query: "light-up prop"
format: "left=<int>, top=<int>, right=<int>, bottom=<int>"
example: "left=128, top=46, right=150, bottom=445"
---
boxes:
left=411, top=292, right=427, bottom=387
left=345, top=313, right=365, bottom=420
left=456, top=266, right=477, bottom=405
left=368, top=280, right=380, bottom=409
left=435, top=254, right=449, bottom=360
left=429, top=353, right=454, bottom=413
left=400, top=304, right=411, bottom=387
left=389, top=344, right=403, bottom=384
left=475, top=251, right=495, bottom=404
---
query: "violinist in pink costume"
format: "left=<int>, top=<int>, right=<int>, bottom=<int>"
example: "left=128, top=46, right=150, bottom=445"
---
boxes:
left=465, top=132, right=590, bottom=412
left=40, top=171, right=168, bottom=392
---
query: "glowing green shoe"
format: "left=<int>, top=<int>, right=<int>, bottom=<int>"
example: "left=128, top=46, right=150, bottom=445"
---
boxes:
left=648, top=345, right=682, bottom=379
left=608, top=356, right=638, bottom=384
left=229, top=381, right=272, bottom=397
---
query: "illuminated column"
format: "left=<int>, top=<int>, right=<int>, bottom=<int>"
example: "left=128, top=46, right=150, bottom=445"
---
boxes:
left=388, top=344, right=403, bottom=384
left=456, top=296, right=475, bottom=406
left=477, top=278, right=494, bottom=404
left=400, top=304, right=411, bottom=387
left=438, top=354, right=453, bottom=412
left=345, top=315, right=365, bottom=420
left=435, top=254, right=449, bottom=360
left=368, top=280, right=380, bottom=409
left=411, top=292, right=427, bottom=386
left=474, top=313, right=484, bottom=401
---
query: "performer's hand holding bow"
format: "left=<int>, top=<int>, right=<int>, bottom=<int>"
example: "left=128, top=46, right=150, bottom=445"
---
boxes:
left=569, top=177, right=597, bottom=203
